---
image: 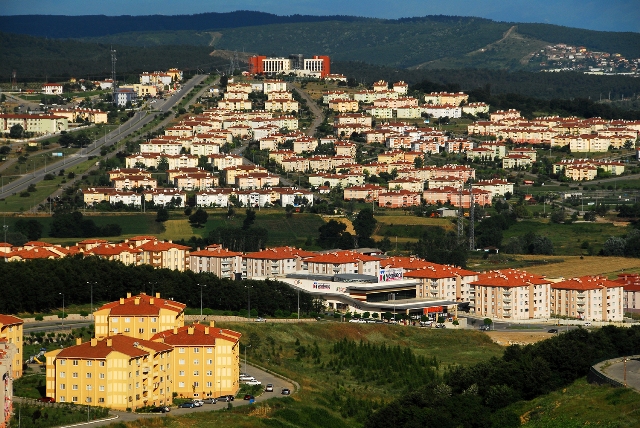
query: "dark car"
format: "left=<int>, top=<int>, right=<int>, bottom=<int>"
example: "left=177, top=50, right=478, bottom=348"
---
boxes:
left=37, top=397, right=55, bottom=403
left=203, top=397, right=217, bottom=404
left=243, top=394, right=255, bottom=401
left=281, top=388, right=291, bottom=395
left=179, top=402, right=196, bottom=408
left=548, top=328, right=559, bottom=334
left=217, top=395, right=234, bottom=402
left=151, top=406, right=170, bottom=413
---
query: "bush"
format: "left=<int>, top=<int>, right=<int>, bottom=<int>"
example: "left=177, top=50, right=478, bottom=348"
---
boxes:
left=34, top=315, right=44, bottom=321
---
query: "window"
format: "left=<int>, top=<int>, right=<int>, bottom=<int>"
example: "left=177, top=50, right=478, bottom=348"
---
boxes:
left=100, top=373, right=105, bottom=379
left=60, top=384, right=66, bottom=390
left=151, top=317, right=157, bottom=322
left=206, top=382, right=212, bottom=387
left=151, top=328, right=157, bottom=333
left=139, top=328, right=144, bottom=334
left=60, top=360, right=66, bottom=366
left=59, top=396, right=66, bottom=402
left=124, top=328, right=130, bottom=332
left=206, top=371, right=212, bottom=376
left=99, top=385, right=105, bottom=391
left=139, top=317, right=144, bottom=322
left=179, top=348, right=185, bottom=354
left=71, top=397, right=78, bottom=402
left=194, top=382, right=199, bottom=387
left=136, top=382, right=139, bottom=388
left=73, top=361, right=79, bottom=366
left=99, top=361, right=105, bottom=367
left=194, top=348, right=200, bottom=354
left=86, top=373, right=92, bottom=379
left=179, top=382, right=185, bottom=388
left=72, top=372, right=78, bottom=378
left=206, top=348, right=213, bottom=354
left=193, top=371, right=199, bottom=376
left=179, top=371, right=185, bottom=376
left=60, top=372, right=65, bottom=378
left=125, top=318, right=130, bottom=323
left=179, top=359, right=185, bottom=365
left=72, top=385, right=78, bottom=390
left=207, top=359, right=212, bottom=365
left=193, top=359, right=199, bottom=365
left=86, top=361, right=92, bottom=366
left=87, top=385, right=92, bottom=391
left=98, top=398, right=105, bottom=403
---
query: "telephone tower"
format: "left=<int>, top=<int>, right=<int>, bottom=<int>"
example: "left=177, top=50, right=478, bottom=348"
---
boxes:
left=457, top=185, right=464, bottom=243
left=11, top=70, right=17, bottom=91
left=468, top=183, right=475, bottom=250
left=111, top=48, right=117, bottom=105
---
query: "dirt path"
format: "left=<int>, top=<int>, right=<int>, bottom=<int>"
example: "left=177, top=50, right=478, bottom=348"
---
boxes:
left=486, top=330, right=551, bottom=346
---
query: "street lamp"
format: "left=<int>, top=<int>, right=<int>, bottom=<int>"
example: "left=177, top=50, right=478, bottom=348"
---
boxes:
left=244, top=344, right=251, bottom=373
left=86, top=281, right=95, bottom=314
left=297, top=288, right=300, bottom=320
left=199, top=283, right=207, bottom=316
left=245, top=284, right=252, bottom=321
left=59, top=292, right=65, bottom=326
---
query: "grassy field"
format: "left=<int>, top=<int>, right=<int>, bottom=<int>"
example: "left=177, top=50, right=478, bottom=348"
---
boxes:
left=503, top=219, right=630, bottom=256
left=519, top=255, right=640, bottom=278
left=506, top=377, right=640, bottom=427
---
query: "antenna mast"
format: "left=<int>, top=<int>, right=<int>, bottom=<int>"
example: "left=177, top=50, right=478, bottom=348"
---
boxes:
left=457, top=185, right=464, bottom=243
left=468, top=183, right=475, bottom=250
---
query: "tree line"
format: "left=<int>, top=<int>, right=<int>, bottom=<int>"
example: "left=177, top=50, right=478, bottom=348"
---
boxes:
left=367, top=326, right=640, bottom=428
left=0, top=257, right=312, bottom=316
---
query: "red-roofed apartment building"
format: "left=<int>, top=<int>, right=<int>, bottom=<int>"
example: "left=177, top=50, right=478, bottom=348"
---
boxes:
left=0, top=340, right=16, bottom=426
left=151, top=322, right=241, bottom=399
left=244, top=247, right=316, bottom=278
left=93, top=293, right=186, bottom=340
left=189, top=245, right=243, bottom=279
left=135, top=239, right=191, bottom=271
left=471, top=269, right=551, bottom=320
left=304, top=251, right=381, bottom=276
left=45, top=335, right=174, bottom=410
left=551, top=276, right=623, bottom=321
left=404, top=265, right=478, bottom=303
left=615, top=273, right=640, bottom=314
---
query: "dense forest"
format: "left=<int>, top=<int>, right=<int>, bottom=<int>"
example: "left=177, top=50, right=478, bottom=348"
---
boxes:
left=0, top=32, right=226, bottom=82
left=367, top=326, right=640, bottom=428
left=0, top=257, right=312, bottom=316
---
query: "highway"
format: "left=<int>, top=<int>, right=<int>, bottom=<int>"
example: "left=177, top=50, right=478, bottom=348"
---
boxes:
left=0, top=74, right=209, bottom=200
left=23, top=319, right=94, bottom=334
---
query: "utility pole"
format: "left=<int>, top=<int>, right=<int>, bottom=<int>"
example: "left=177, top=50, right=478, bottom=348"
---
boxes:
left=457, top=185, right=464, bottom=243
left=469, top=183, right=475, bottom=250
left=111, top=48, right=117, bottom=106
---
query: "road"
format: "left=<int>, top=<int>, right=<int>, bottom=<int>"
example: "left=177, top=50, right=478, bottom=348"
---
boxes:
left=23, top=319, right=94, bottom=334
left=289, top=83, right=324, bottom=137
left=601, top=357, right=640, bottom=390
left=0, top=74, right=209, bottom=201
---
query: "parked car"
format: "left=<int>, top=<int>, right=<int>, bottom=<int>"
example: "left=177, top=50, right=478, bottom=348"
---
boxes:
left=548, top=328, right=559, bottom=334
left=217, top=395, right=234, bottom=402
left=255, top=317, right=266, bottom=322
left=281, top=388, right=291, bottom=395
left=245, top=380, right=262, bottom=386
left=243, top=394, right=255, bottom=401
left=584, top=322, right=592, bottom=327
left=192, top=399, right=204, bottom=407
left=151, top=406, right=170, bottom=413
left=179, top=402, right=196, bottom=408
left=265, top=384, right=274, bottom=392
left=348, top=319, right=360, bottom=323
left=479, top=325, right=490, bottom=331
left=420, top=321, right=433, bottom=327
left=239, top=375, right=256, bottom=381
left=203, top=397, right=217, bottom=404
left=435, top=324, right=446, bottom=329
left=37, top=397, right=55, bottom=403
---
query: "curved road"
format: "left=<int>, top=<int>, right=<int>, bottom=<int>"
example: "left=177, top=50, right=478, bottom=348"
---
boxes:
left=289, top=83, right=324, bottom=137
left=0, top=74, right=209, bottom=201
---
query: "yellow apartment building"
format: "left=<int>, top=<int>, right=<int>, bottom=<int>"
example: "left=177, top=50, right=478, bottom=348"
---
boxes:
left=45, top=335, right=173, bottom=410
left=151, top=322, right=241, bottom=399
left=94, top=293, right=185, bottom=340
left=0, top=315, right=23, bottom=378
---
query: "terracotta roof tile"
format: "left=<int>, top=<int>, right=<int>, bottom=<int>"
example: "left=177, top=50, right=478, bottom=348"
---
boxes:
left=56, top=335, right=172, bottom=359
left=151, top=323, right=241, bottom=346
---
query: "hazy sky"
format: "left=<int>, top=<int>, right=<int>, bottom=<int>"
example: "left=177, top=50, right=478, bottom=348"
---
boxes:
left=1, top=0, right=638, bottom=33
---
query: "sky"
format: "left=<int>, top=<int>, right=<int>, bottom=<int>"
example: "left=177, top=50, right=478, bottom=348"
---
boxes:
left=0, top=0, right=638, bottom=33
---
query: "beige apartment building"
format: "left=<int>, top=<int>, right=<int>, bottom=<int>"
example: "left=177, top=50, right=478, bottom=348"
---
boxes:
left=0, top=315, right=23, bottom=379
left=550, top=276, right=623, bottom=321
left=45, top=336, right=174, bottom=410
left=151, top=322, right=241, bottom=399
left=94, top=293, right=186, bottom=340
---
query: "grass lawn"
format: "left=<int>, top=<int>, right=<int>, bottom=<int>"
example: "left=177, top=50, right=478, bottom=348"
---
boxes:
left=506, top=377, right=640, bottom=427
left=502, top=219, right=630, bottom=256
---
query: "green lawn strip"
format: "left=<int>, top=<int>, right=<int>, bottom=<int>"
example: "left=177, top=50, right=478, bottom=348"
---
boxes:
left=505, top=377, right=640, bottom=427
left=11, top=402, right=109, bottom=428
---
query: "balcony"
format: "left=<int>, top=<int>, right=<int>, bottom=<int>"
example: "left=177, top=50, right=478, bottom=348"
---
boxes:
left=503, top=297, right=511, bottom=303
left=503, top=312, right=512, bottom=318
left=502, top=291, right=512, bottom=296
left=503, top=305, right=511, bottom=311
left=577, top=308, right=585, bottom=313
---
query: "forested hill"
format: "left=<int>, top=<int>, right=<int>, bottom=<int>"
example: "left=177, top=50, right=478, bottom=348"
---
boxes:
left=0, top=11, right=364, bottom=38
left=1, top=12, right=639, bottom=62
